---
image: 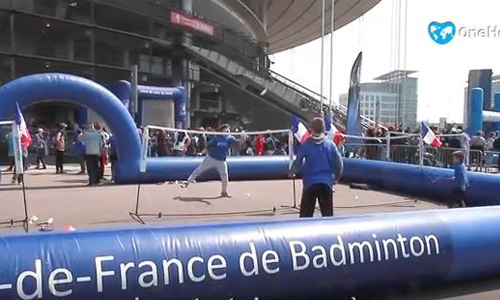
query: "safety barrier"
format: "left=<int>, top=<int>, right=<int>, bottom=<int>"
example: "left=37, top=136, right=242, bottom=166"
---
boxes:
left=341, top=131, right=496, bottom=174
left=2, top=207, right=500, bottom=299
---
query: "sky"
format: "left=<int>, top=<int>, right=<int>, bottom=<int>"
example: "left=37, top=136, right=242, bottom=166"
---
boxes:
left=271, top=0, right=500, bottom=123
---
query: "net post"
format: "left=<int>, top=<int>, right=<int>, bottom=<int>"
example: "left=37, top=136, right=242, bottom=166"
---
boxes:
left=419, top=135, right=424, bottom=166
left=385, top=134, right=391, bottom=161
left=288, top=129, right=294, bottom=170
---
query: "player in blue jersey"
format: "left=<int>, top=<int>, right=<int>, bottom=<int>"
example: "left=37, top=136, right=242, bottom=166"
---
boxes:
left=291, top=118, right=344, bottom=218
left=181, top=124, right=240, bottom=197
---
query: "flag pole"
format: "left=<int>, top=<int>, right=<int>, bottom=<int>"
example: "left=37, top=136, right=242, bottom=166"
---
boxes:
left=328, top=0, right=335, bottom=112
left=12, top=121, right=29, bottom=232
left=320, top=0, right=325, bottom=117
left=21, top=174, right=29, bottom=232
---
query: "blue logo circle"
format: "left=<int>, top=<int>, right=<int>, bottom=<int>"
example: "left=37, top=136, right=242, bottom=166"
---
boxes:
left=428, top=21, right=456, bottom=45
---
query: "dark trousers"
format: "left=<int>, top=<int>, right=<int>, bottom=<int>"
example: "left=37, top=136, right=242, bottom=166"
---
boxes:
left=55, top=150, right=64, bottom=173
left=448, top=189, right=467, bottom=208
left=77, top=155, right=86, bottom=172
left=12, top=155, right=28, bottom=184
left=300, top=183, right=334, bottom=218
left=36, top=149, right=46, bottom=168
left=99, top=154, right=106, bottom=179
left=86, top=155, right=100, bottom=185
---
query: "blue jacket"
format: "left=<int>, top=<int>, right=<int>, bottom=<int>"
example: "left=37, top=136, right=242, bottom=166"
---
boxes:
left=292, top=136, right=343, bottom=190
left=453, top=162, right=469, bottom=190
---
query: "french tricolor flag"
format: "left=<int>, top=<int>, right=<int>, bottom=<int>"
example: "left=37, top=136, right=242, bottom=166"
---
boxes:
left=325, top=111, right=344, bottom=145
left=292, top=116, right=311, bottom=144
left=421, top=122, right=442, bottom=147
left=15, top=102, right=31, bottom=149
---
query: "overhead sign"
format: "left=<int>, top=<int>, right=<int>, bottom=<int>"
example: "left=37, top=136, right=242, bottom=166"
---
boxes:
left=170, top=10, right=214, bottom=36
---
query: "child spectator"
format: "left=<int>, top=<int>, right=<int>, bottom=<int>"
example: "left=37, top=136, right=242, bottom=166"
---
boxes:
left=440, top=151, right=468, bottom=208
left=425, top=151, right=468, bottom=208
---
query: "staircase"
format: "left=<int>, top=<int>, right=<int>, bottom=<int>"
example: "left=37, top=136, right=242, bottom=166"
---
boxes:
left=185, top=44, right=378, bottom=130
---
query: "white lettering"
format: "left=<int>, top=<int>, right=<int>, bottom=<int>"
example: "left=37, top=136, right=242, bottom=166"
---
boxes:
left=410, top=236, right=425, bottom=257
left=187, top=257, right=205, bottom=282
left=95, top=256, right=115, bottom=293
left=348, top=241, right=374, bottom=264
left=138, top=261, right=158, bottom=288
left=383, top=239, right=399, bottom=260
left=425, top=234, right=440, bottom=255
left=311, top=245, right=327, bottom=269
left=208, top=255, right=227, bottom=280
left=372, top=234, right=382, bottom=262
left=163, top=258, right=184, bottom=285
left=120, top=262, right=135, bottom=290
left=262, top=250, right=280, bottom=274
left=397, top=234, right=410, bottom=258
left=16, top=259, right=42, bottom=300
left=48, top=268, right=73, bottom=297
left=239, top=243, right=259, bottom=276
left=289, top=241, right=309, bottom=271
left=329, top=236, right=346, bottom=266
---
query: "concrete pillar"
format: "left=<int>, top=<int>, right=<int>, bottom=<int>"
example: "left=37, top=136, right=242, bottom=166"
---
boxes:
left=123, top=48, right=130, bottom=68
left=468, top=87, right=484, bottom=136
left=181, top=0, right=193, bottom=128
left=67, top=37, right=75, bottom=61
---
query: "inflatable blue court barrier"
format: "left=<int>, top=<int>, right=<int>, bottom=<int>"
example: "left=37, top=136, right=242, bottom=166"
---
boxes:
left=2, top=207, right=500, bottom=299
left=1, top=73, right=500, bottom=206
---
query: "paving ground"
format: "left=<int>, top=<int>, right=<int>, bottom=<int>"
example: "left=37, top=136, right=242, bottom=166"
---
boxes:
left=0, top=164, right=441, bottom=232
left=0, top=164, right=498, bottom=299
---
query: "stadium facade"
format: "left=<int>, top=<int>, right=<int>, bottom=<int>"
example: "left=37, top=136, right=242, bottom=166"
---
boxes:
left=0, top=0, right=381, bottom=130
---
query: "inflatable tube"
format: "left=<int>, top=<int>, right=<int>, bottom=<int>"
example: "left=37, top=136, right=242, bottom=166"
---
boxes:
left=0, top=73, right=142, bottom=183
left=2, top=207, right=500, bottom=299
left=123, top=155, right=500, bottom=207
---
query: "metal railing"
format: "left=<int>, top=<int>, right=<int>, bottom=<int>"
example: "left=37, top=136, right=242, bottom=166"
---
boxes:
left=340, top=132, right=499, bottom=173
left=185, top=44, right=380, bottom=130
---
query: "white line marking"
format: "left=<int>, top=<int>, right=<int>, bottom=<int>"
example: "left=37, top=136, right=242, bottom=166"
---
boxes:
left=0, top=284, right=12, bottom=290
left=76, top=277, right=91, bottom=283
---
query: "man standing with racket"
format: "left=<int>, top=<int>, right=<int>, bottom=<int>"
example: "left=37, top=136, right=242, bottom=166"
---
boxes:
left=181, top=124, right=240, bottom=197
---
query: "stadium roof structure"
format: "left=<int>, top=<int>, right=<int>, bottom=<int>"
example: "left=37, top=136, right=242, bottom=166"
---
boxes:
left=221, top=0, right=382, bottom=53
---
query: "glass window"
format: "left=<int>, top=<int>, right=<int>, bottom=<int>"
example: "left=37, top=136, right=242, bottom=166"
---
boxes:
left=95, top=3, right=150, bottom=36
left=95, top=30, right=151, bottom=70
left=152, top=21, right=177, bottom=43
left=0, top=55, right=11, bottom=84
left=15, top=57, right=93, bottom=79
left=95, top=67, right=130, bottom=83
left=0, top=0, right=10, bottom=9
left=13, top=0, right=92, bottom=23
left=15, top=14, right=92, bottom=62
left=0, top=11, right=11, bottom=52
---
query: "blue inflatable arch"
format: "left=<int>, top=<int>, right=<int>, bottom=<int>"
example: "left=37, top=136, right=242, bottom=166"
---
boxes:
left=0, top=73, right=141, bottom=178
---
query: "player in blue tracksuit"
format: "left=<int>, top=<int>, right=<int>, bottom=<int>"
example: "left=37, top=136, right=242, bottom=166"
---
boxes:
left=291, top=118, right=344, bottom=218
left=181, top=124, right=239, bottom=197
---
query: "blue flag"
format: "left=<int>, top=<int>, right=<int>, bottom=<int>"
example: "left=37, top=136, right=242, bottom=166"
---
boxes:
left=345, top=52, right=364, bottom=149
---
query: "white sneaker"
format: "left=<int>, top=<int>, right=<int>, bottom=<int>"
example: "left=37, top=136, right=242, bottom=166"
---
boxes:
left=180, top=181, right=189, bottom=188
left=221, top=192, right=232, bottom=198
